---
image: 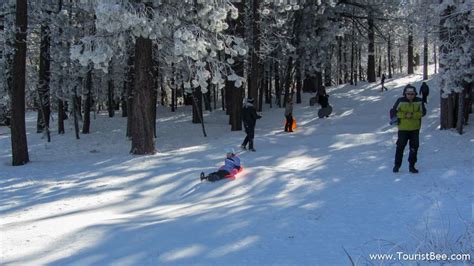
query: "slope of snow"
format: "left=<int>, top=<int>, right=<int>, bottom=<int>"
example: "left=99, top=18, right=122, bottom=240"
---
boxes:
left=1, top=72, right=473, bottom=265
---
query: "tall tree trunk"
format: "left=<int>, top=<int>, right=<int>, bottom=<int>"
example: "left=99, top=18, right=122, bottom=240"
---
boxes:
left=225, top=0, right=244, bottom=131
left=191, top=88, right=207, bottom=137
left=58, top=99, right=65, bottom=134
left=358, top=45, right=363, bottom=81
left=439, top=4, right=455, bottom=130
left=82, top=68, right=92, bottom=134
left=248, top=0, right=261, bottom=105
left=72, top=86, right=80, bottom=140
left=343, top=37, right=348, bottom=83
left=407, top=29, right=414, bottom=74
left=398, top=46, right=403, bottom=74
left=283, top=57, right=293, bottom=105
left=108, top=79, right=115, bottom=117
left=130, top=36, right=155, bottom=154
left=423, top=32, right=428, bottom=80
left=192, top=88, right=203, bottom=124
left=324, top=45, right=333, bottom=86
left=337, top=36, right=342, bottom=84
left=433, top=43, right=437, bottom=74
left=37, top=24, right=51, bottom=135
left=268, top=61, right=273, bottom=108
left=367, top=11, right=376, bottom=83
left=377, top=49, right=382, bottom=78
left=274, top=59, right=281, bottom=107
left=350, top=32, right=355, bottom=85
left=295, top=61, right=302, bottom=103
left=456, top=90, right=464, bottom=134
left=10, top=0, right=29, bottom=166
left=387, top=34, right=392, bottom=78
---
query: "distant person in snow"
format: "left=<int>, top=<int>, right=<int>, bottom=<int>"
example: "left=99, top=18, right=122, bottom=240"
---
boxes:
left=391, top=84, right=426, bottom=173
left=284, top=98, right=294, bottom=132
left=317, top=86, right=329, bottom=108
left=200, top=148, right=242, bottom=182
left=419, top=82, right=429, bottom=104
left=241, top=98, right=261, bottom=152
left=316, top=86, right=332, bottom=118
left=381, top=73, right=387, bottom=92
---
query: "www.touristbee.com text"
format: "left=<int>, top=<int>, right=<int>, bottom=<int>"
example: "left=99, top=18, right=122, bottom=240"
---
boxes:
left=369, top=252, right=471, bottom=262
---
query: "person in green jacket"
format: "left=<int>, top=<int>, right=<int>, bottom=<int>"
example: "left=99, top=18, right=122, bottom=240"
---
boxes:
left=392, top=84, right=426, bottom=173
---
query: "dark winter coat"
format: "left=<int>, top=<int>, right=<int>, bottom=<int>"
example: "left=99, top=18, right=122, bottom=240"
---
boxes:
left=242, top=103, right=261, bottom=128
left=318, top=95, right=329, bottom=108
left=420, top=82, right=429, bottom=97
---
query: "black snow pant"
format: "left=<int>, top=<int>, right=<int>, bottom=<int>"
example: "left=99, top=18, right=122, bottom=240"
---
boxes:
left=285, top=115, right=293, bottom=132
left=207, top=170, right=230, bottom=182
left=394, top=130, right=420, bottom=168
left=242, top=125, right=255, bottom=149
left=422, top=95, right=428, bottom=104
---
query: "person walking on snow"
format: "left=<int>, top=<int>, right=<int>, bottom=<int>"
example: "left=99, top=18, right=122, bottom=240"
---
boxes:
left=381, top=73, right=387, bottom=92
left=392, top=84, right=426, bottom=173
left=284, top=98, right=294, bottom=132
left=201, top=148, right=241, bottom=182
left=241, top=98, right=261, bottom=152
left=419, top=82, right=429, bottom=104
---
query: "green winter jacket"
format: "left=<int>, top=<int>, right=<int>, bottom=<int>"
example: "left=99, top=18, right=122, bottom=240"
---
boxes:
left=394, top=97, right=426, bottom=131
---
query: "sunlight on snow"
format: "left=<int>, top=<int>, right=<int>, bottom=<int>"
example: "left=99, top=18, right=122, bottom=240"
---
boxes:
left=330, top=133, right=378, bottom=150
left=159, top=244, right=206, bottom=262
left=208, top=236, right=259, bottom=258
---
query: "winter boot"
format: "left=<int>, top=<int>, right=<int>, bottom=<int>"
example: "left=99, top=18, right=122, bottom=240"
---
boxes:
left=392, top=165, right=400, bottom=173
left=241, top=145, right=247, bottom=150
left=249, top=148, right=256, bottom=152
left=409, top=165, right=419, bottom=174
left=200, top=172, right=206, bottom=181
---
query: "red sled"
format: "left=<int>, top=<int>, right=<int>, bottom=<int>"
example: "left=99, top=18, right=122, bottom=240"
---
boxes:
left=225, top=166, right=244, bottom=179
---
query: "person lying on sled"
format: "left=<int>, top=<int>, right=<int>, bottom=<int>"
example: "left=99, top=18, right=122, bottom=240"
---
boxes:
left=201, top=148, right=242, bottom=182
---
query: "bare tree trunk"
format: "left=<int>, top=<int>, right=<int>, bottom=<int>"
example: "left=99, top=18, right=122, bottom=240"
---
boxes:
left=191, top=88, right=207, bottom=137
left=407, top=30, right=414, bottom=74
left=433, top=43, right=437, bottom=74
left=456, top=91, right=464, bottom=134
left=108, top=79, right=115, bottom=117
left=274, top=59, right=281, bottom=107
left=37, top=24, right=51, bottom=134
left=192, top=88, right=203, bottom=124
left=283, top=57, right=293, bottom=105
left=423, top=32, right=428, bottom=80
left=130, top=36, right=155, bottom=154
left=350, top=31, right=355, bottom=85
left=82, top=68, right=92, bottom=134
left=268, top=61, right=273, bottom=108
left=358, top=45, right=363, bottom=81
left=10, top=0, right=29, bottom=166
left=295, top=61, right=302, bottom=103
left=58, top=99, right=65, bottom=134
left=367, top=11, right=376, bottom=83
left=387, top=34, right=392, bottom=78
left=73, top=83, right=80, bottom=139
left=324, top=45, right=333, bottom=86
left=337, top=36, right=342, bottom=84
left=399, top=46, right=403, bottom=74
left=343, top=37, right=349, bottom=83
left=248, top=0, right=261, bottom=105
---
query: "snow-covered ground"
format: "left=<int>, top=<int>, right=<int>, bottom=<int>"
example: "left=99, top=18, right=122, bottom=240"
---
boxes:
left=1, top=72, right=473, bottom=265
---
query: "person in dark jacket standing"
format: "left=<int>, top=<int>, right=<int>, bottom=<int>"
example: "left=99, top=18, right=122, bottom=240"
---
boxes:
left=392, top=84, right=426, bottom=173
left=419, top=82, right=429, bottom=104
left=241, top=98, right=261, bottom=152
left=284, top=98, right=294, bottom=132
left=381, top=74, right=387, bottom=92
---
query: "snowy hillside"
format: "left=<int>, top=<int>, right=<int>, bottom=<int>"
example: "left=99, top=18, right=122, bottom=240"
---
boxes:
left=1, top=73, right=473, bottom=265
